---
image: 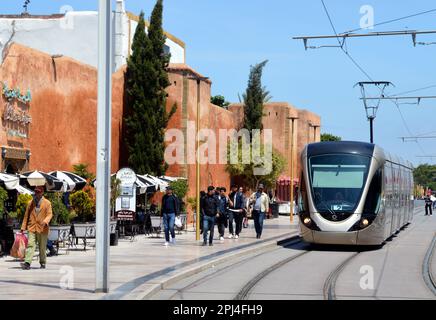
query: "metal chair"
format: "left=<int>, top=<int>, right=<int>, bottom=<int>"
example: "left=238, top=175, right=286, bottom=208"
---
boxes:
left=150, top=216, right=162, bottom=238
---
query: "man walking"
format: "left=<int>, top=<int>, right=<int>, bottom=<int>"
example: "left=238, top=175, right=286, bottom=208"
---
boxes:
left=250, top=184, right=269, bottom=239
left=201, top=186, right=220, bottom=246
left=161, top=186, right=180, bottom=246
left=20, top=186, right=53, bottom=270
left=228, top=185, right=245, bottom=239
left=425, top=192, right=433, bottom=216
left=217, top=187, right=230, bottom=241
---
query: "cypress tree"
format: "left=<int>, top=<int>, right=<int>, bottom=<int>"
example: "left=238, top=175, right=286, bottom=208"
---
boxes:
left=242, top=60, right=270, bottom=139
left=124, top=1, right=175, bottom=176
left=148, top=0, right=176, bottom=176
left=125, top=11, right=155, bottom=174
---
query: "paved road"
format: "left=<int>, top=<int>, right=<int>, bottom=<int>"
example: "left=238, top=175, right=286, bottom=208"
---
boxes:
left=0, top=216, right=297, bottom=300
left=150, top=202, right=436, bottom=300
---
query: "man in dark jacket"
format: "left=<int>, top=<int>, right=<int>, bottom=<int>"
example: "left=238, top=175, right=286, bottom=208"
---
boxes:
left=217, top=187, right=230, bottom=241
left=161, top=186, right=180, bottom=246
left=199, top=190, right=206, bottom=234
left=425, top=193, right=433, bottom=216
left=228, top=185, right=245, bottom=239
left=201, top=186, right=220, bottom=246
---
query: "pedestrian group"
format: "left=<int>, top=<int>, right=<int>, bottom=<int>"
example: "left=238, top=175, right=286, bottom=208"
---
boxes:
left=160, top=183, right=270, bottom=247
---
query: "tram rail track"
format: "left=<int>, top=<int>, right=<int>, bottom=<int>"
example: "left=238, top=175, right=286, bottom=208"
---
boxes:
left=159, top=237, right=303, bottom=300
left=422, top=233, right=436, bottom=296
left=323, top=252, right=361, bottom=300
left=234, top=249, right=309, bottom=300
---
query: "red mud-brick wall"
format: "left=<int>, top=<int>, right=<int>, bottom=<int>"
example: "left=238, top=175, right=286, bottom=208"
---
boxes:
left=0, top=43, right=124, bottom=173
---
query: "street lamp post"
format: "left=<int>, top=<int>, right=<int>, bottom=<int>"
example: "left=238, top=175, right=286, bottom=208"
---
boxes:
left=187, top=75, right=209, bottom=241
left=95, top=0, right=112, bottom=293
left=287, top=116, right=298, bottom=223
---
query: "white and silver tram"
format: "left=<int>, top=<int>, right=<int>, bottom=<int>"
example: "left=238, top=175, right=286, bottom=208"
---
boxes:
left=298, top=141, right=414, bottom=245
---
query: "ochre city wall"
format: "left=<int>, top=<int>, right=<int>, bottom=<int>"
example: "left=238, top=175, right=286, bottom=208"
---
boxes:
left=0, top=43, right=321, bottom=206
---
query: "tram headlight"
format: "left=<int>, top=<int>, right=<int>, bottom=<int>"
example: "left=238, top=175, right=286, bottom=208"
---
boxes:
left=303, top=217, right=311, bottom=225
left=361, top=219, right=369, bottom=227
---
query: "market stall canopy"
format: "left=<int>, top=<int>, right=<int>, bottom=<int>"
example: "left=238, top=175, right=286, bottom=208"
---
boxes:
left=20, top=170, right=65, bottom=192
left=48, top=171, right=87, bottom=192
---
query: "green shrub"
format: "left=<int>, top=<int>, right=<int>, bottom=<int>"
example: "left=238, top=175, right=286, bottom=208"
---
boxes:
left=44, top=193, right=71, bottom=225
left=70, top=190, right=95, bottom=222
left=170, top=179, right=188, bottom=212
left=14, top=194, right=33, bottom=222
left=0, top=186, right=8, bottom=215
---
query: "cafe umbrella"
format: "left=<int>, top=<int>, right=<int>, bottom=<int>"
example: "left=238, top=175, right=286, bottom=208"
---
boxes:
left=20, top=170, right=65, bottom=192
left=48, top=171, right=87, bottom=192
left=0, top=173, right=34, bottom=194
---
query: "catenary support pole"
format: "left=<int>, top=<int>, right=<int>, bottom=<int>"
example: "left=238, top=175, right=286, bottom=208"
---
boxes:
left=95, top=0, right=112, bottom=293
left=369, top=117, right=374, bottom=144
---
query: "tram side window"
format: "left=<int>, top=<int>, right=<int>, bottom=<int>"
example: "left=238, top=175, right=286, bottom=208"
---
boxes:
left=363, top=168, right=382, bottom=214
left=298, top=172, right=309, bottom=214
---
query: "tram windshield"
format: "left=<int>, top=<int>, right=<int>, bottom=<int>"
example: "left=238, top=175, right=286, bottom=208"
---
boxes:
left=309, top=154, right=371, bottom=213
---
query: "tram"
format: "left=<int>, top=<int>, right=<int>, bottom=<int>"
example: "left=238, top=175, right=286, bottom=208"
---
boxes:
left=298, top=141, right=414, bottom=245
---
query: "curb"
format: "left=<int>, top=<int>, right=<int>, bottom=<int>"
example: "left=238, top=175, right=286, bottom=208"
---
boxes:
left=133, top=232, right=300, bottom=300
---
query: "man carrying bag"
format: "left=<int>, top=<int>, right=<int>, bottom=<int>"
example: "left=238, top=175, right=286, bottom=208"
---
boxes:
left=20, top=186, right=53, bottom=270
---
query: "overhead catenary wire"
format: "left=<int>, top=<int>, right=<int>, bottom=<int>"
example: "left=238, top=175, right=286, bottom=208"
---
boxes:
left=319, top=0, right=427, bottom=156
left=342, top=8, right=436, bottom=35
left=390, top=84, right=436, bottom=97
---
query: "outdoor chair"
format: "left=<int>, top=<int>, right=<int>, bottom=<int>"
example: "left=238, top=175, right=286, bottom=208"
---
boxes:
left=150, top=216, right=162, bottom=238
left=71, top=224, right=96, bottom=251
left=48, top=226, right=73, bottom=255
left=175, top=214, right=187, bottom=235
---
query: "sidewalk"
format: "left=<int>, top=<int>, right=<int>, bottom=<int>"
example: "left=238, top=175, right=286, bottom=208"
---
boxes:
left=0, top=216, right=299, bottom=300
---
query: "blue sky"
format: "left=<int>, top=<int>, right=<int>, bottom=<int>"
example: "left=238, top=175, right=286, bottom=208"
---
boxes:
left=2, top=0, right=436, bottom=165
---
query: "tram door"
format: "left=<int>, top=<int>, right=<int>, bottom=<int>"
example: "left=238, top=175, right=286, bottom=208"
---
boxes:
left=384, top=163, right=393, bottom=239
left=391, top=164, right=400, bottom=234
left=397, top=168, right=402, bottom=229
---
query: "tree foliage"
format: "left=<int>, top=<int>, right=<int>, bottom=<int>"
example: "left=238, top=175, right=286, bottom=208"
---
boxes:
left=321, top=133, right=342, bottom=142
left=0, top=187, right=8, bottom=215
left=110, top=176, right=121, bottom=217
left=170, top=179, right=188, bottom=212
left=45, top=192, right=71, bottom=225
left=242, top=60, right=271, bottom=137
left=13, top=194, right=33, bottom=222
left=211, top=95, right=230, bottom=109
left=72, top=163, right=95, bottom=181
left=124, top=1, right=176, bottom=176
left=414, top=164, right=436, bottom=190
left=226, top=140, right=285, bottom=190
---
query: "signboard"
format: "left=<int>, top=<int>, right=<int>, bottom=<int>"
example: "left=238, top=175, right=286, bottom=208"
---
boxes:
left=1, top=83, right=32, bottom=139
left=116, top=167, right=136, bottom=186
left=115, top=168, right=137, bottom=221
left=116, top=210, right=135, bottom=221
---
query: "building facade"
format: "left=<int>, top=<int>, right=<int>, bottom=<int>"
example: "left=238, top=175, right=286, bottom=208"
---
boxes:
left=0, top=0, right=185, bottom=72
left=0, top=4, right=320, bottom=203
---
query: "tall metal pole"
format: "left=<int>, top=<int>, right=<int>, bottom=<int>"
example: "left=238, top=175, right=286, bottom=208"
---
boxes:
left=288, top=117, right=298, bottom=223
left=95, top=0, right=112, bottom=293
left=369, top=117, right=374, bottom=143
left=195, top=79, right=201, bottom=241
